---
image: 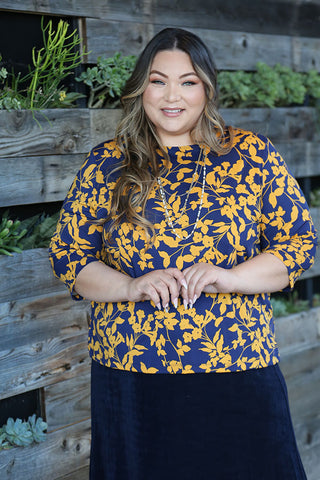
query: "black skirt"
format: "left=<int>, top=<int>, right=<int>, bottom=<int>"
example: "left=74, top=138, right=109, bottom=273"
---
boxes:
left=90, top=360, right=307, bottom=480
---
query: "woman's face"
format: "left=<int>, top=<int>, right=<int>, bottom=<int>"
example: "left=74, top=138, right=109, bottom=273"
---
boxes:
left=142, top=49, right=206, bottom=146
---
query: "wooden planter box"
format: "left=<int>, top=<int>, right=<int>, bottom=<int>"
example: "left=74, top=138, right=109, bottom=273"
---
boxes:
left=0, top=105, right=319, bottom=479
left=0, top=248, right=91, bottom=479
left=276, top=307, right=320, bottom=479
left=0, top=106, right=319, bottom=207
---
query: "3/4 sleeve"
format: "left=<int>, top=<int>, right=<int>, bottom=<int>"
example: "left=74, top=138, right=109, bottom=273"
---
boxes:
left=49, top=145, right=114, bottom=300
left=258, top=135, right=318, bottom=289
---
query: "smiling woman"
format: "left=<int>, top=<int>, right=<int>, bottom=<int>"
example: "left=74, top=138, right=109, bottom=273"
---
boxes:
left=142, top=50, right=206, bottom=146
left=49, top=27, right=317, bottom=480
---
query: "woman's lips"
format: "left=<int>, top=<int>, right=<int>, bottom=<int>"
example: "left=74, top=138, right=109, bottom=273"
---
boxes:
left=161, top=108, right=184, bottom=117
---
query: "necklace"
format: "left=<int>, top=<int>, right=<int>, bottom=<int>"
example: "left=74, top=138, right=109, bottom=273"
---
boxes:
left=157, top=148, right=206, bottom=240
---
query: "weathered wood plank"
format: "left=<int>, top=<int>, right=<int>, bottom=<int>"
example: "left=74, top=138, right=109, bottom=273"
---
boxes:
left=275, top=307, right=320, bottom=355
left=1, top=108, right=319, bottom=207
left=89, top=108, right=122, bottom=146
left=0, top=419, right=90, bottom=480
left=0, top=291, right=90, bottom=399
left=2, top=0, right=320, bottom=38
left=221, top=107, right=319, bottom=143
left=45, top=370, right=90, bottom=432
left=0, top=249, right=65, bottom=303
left=290, top=397, right=320, bottom=480
left=86, top=20, right=320, bottom=72
left=275, top=141, right=320, bottom=178
left=0, top=109, right=91, bottom=158
left=2, top=139, right=319, bottom=208
left=0, top=109, right=121, bottom=160
left=298, top=439, right=320, bottom=480
left=0, top=333, right=90, bottom=400
left=0, top=290, right=89, bottom=345
left=56, top=466, right=89, bottom=480
left=0, top=154, right=84, bottom=207
left=1, top=107, right=316, bottom=160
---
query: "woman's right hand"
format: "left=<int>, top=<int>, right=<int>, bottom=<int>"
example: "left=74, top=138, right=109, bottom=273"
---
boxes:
left=127, top=268, right=187, bottom=310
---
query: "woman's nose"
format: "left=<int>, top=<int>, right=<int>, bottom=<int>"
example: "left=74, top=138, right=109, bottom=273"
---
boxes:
left=164, top=83, right=181, bottom=102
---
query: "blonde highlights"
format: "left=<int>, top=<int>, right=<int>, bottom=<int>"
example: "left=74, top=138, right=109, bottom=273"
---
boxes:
left=106, top=28, right=233, bottom=242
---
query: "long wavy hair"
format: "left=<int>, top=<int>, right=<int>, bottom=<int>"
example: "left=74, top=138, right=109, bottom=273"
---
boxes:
left=108, top=27, right=233, bottom=241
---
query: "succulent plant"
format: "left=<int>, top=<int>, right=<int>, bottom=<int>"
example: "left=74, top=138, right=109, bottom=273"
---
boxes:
left=0, top=415, right=47, bottom=450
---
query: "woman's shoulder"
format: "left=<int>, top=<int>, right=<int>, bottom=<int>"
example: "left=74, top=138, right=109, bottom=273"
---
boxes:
left=89, top=139, right=123, bottom=162
left=80, top=138, right=124, bottom=174
left=229, top=126, right=270, bottom=147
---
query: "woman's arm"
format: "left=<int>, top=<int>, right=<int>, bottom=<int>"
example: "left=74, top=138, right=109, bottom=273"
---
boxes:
left=182, top=253, right=289, bottom=306
left=74, top=261, right=187, bottom=309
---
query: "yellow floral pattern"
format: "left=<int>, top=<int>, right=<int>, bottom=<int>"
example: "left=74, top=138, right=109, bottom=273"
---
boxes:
left=49, top=129, right=317, bottom=373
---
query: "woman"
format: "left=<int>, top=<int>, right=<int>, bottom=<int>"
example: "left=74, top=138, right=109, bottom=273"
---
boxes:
left=49, top=28, right=317, bottom=479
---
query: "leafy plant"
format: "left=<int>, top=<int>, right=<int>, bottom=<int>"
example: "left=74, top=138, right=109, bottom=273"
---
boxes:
left=310, top=187, right=320, bottom=207
left=0, top=18, right=86, bottom=113
left=0, top=211, right=60, bottom=255
left=0, top=211, right=27, bottom=255
left=218, top=62, right=320, bottom=109
left=76, top=52, right=137, bottom=108
left=304, top=69, right=320, bottom=101
left=271, top=291, right=310, bottom=318
left=0, top=415, right=47, bottom=450
left=19, top=211, right=60, bottom=250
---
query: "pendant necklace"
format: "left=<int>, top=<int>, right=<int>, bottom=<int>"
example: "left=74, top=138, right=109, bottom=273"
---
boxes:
left=157, top=148, right=206, bottom=240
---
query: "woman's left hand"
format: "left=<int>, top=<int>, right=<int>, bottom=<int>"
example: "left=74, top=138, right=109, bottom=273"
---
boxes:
left=182, top=263, right=233, bottom=307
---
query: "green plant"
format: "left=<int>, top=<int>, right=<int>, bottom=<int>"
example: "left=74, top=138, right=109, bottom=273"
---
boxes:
left=76, top=52, right=137, bottom=108
left=0, top=211, right=27, bottom=255
left=0, top=211, right=60, bottom=256
left=271, top=291, right=310, bottom=317
left=304, top=69, right=320, bottom=101
left=310, top=188, right=320, bottom=207
left=0, top=415, right=47, bottom=450
left=19, top=211, right=60, bottom=250
left=218, top=63, right=320, bottom=109
left=0, top=18, right=85, bottom=113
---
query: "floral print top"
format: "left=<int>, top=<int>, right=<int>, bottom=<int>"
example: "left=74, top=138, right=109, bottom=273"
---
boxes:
left=49, top=128, right=317, bottom=374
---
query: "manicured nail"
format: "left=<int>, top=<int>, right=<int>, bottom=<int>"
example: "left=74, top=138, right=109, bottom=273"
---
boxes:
left=189, top=300, right=193, bottom=309
left=173, top=298, right=178, bottom=309
left=156, top=303, right=161, bottom=310
left=193, top=295, right=198, bottom=304
left=181, top=279, right=188, bottom=290
left=183, top=299, right=188, bottom=310
left=164, top=304, right=169, bottom=313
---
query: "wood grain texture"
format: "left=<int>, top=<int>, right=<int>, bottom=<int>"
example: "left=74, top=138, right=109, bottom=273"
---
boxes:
left=86, top=20, right=320, bottom=72
left=0, top=154, right=84, bottom=206
left=0, top=249, right=65, bottom=303
left=0, top=419, right=90, bottom=480
left=2, top=0, right=320, bottom=38
left=0, top=334, right=90, bottom=400
left=55, top=466, right=89, bottom=480
left=0, top=109, right=91, bottom=158
left=45, top=370, right=90, bottom=432
left=1, top=108, right=319, bottom=208
left=0, top=288, right=90, bottom=400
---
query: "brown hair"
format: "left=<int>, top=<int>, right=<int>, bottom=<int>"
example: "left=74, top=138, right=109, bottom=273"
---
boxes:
left=108, top=28, right=233, bottom=241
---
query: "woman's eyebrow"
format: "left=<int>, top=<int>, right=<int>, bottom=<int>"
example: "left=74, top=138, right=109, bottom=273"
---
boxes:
left=149, top=70, right=198, bottom=78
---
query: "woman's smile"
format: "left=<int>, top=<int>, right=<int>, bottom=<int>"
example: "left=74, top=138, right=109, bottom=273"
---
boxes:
left=142, top=50, right=206, bottom=146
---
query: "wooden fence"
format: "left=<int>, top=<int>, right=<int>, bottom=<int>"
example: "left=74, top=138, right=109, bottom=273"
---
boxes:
left=0, top=1, right=320, bottom=479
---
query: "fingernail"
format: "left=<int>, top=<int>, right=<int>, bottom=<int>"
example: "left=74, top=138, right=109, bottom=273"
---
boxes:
left=193, top=295, right=197, bottom=304
left=173, top=298, right=178, bottom=309
left=183, top=299, right=188, bottom=310
left=164, top=304, right=169, bottom=313
left=156, top=303, right=161, bottom=310
left=182, top=279, right=188, bottom=290
left=189, top=300, right=193, bottom=309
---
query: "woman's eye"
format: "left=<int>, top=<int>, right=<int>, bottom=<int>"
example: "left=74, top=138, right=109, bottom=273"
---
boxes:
left=183, top=81, right=196, bottom=86
left=151, top=79, right=165, bottom=85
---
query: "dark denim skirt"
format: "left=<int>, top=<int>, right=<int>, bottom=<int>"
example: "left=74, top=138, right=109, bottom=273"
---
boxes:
left=90, top=360, right=307, bottom=480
